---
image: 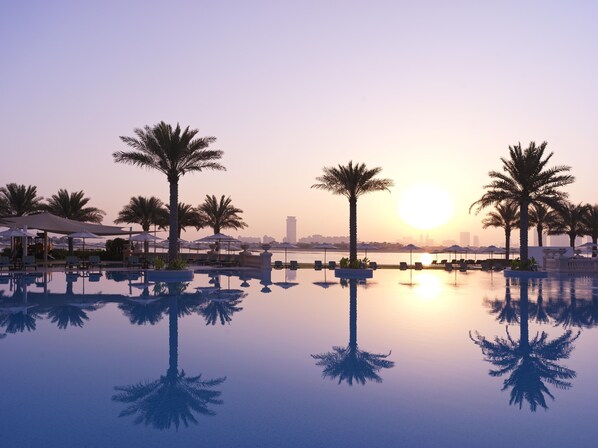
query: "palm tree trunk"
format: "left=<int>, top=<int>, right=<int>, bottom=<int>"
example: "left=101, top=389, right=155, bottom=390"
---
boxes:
left=349, top=279, right=357, bottom=350
left=505, top=228, right=511, bottom=261
left=519, top=201, right=529, bottom=263
left=537, top=226, right=543, bottom=247
left=519, top=279, right=530, bottom=352
left=168, top=180, right=178, bottom=262
left=68, top=237, right=74, bottom=256
left=569, top=233, right=575, bottom=248
left=593, top=236, right=597, bottom=258
left=349, top=196, right=357, bottom=264
left=168, top=297, right=178, bottom=378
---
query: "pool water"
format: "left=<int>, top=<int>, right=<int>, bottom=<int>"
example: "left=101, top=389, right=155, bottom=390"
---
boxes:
left=1, top=269, right=597, bottom=448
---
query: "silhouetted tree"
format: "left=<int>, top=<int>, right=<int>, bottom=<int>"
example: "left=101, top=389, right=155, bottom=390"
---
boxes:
left=0, top=183, right=43, bottom=216
left=549, top=202, right=588, bottom=248
left=482, top=201, right=519, bottom=260
left=529, top=204, right=558, bottom=247
left=197, top=195, right=247, bottom=235
left=115, top=196, right=168, bottom=253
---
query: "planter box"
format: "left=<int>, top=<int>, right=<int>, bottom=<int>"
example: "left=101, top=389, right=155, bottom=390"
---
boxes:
left=146, top=269, right=194, bottom=282
left=503, top=269, right=547, bottom=279
left=334, top=268, right=373, bottom=279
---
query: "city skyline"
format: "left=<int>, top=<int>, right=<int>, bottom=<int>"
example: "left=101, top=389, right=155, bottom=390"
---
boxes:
left=2, top=1, right=598, bottom=245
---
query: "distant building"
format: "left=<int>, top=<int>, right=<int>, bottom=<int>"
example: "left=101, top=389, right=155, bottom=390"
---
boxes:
left=238, top=236, right=261, bottom=244
left=298, top=234, right=349, bottom=244
left=286, top=216, right=297, bottom=244
left=472, top=235, right=480, bottom=247
left=460, top=232, right=471, bottom=247
left=263, top=235, right=276, bottom=244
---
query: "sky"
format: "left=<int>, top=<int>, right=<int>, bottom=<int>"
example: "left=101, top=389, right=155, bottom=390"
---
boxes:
left=1, top=0, right=597, bottom=246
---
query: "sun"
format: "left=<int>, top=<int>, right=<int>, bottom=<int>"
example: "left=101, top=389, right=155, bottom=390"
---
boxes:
left=398, top=184, right=454, bottom=230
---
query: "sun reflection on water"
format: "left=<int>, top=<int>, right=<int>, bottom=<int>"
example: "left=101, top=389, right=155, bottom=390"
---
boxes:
left=414, top=272, right=442, bottom=300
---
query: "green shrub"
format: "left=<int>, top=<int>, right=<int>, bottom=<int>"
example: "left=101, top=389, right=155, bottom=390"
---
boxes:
left=154, top=257, right=165, bottom=270
left=166, top=258, right=187, bottom=270
left=510, top=257, right=537, bottom=271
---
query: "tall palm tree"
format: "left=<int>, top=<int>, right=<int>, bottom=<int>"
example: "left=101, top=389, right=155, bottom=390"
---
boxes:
left=481, top=201, right=519, bottom=260
left=470, top=142, right=574, bottom=263
left=529, top=203, right=558, bottom=247
left=312, top=279, right=394, bottom=385
left=0, top=183, right=43, bottom=216
left=113, top=285, right=225, bottom=429
left=549, top=202, right=588, bottom=248
left=115, top=196, right=168, bottom=253
left=312, top=162, right=394, bottom=264
left=197, top=195, right=247, bottom=234
left=43, top=189, right=106, bottom=222
left=114, top=122, right=225, bottom=262
left=471, top=279, right=578, bottom=411
left=581, top=204, right=598, bottom=257
left=43, top=189, right=106, bottom=254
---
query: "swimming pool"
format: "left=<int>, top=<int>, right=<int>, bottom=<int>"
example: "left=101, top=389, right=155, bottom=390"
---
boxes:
left=1, top=268, right=597, bottom=447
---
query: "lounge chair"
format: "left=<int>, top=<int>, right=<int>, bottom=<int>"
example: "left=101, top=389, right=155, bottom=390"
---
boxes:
left=328, top=261, right=337, bottom=270
left=314, top=260, right=323, bottom=270
left=414, top=262, right=423, bottom=270
left=399, top=262, right=408, bottom=270
left=274, top=260, right=283, bottom=269
left=289, top=260, right=299, bottom=270
left=459, top=262, right=468, bottom=271
left=0, top=256, right=8, bottom=271
left=369, top=261, right=378, bottom=270
left=65, top=256, right=79, bottom=270
left=431, top=260, right=437, bottom=265
left=88, top=255, right=102, bottom=270
left=444, top=262, right=453, bottom=271
left=23, top=256, right=37, bottom=271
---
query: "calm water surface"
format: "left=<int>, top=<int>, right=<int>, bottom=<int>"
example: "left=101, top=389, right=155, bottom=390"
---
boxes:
left=1, top=268, right=597, bottom=448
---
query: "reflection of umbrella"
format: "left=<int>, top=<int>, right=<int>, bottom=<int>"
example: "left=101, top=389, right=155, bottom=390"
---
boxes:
left=68, top=231, right=100, bottom=252
left=399, top=244, right=422, bottom=266
left=274, top=242, right=298, bottom=265
left=357, top=243, right=378, bottom=259
left=274, top=268, right=299, bottom=289
left=315, top=243, right=337, bottom=264
left=313, top=269, right=337, bottom=288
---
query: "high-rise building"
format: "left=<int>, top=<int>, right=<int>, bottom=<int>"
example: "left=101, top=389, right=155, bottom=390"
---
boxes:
left=460, top=232, right=471, bottom=247
left=286, top=216, right=297, bottom=244
left=472, top=235, right=480, bottom=247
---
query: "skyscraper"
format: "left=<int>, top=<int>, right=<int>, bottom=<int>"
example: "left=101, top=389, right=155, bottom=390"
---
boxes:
left=460, top=232, right=471, bottom=247
left=286, top=216, right=297, bottom=244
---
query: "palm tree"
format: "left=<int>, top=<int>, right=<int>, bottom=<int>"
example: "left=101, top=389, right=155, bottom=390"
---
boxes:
left=312, top=162, right=394, bottom=264
left=164, top=203, right=203, bottom=239
left=114, top=122, right=225, bottom=262
left=549, top=201, right=588, bottom=248
left=0, top=183, right=43, bottom=216
left=43, top=189, right=106, bottom=254
left=581, top=204, right=598, bottom=257
left=312, top=279, right=394, bottom=385
left=470, top=142, right=574, bottom=263
left=471, top=279, right=578, bottom=411
left=115, top=196, right=168, bottom=253
left=113, top=285, right=225, bottom=430
left=44, top=189, right=106, bottom=222
left=529, top=204, right=558, bottom=247
left=481, top=201, right=519, bottom=260
left=197, top=195, right=247, bottom=234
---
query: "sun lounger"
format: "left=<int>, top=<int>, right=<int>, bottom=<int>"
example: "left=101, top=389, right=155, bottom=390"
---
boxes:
left=22, top=256, right=37, bottom=271
left=88, top=255, right=102, bottom=270
left=399, top=262, right=408, bottom=270
left=314, top=260, right=323, bottom=270
left=289, top=260, right=299, bottom=270
left=328, top=261, right=337, bottom=270
left=459, top=262, right=468, bottom=271
left=444, top=262, right=453, bottom=271
left=370, top=261, right=378, bottom=270
left=414, top=262, right=423, bottom=270
left=65, top=256, right=79, bottom=270
left=274, top=260, right=283, bottom=269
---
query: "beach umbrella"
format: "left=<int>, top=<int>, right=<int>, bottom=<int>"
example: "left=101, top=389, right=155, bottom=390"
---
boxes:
left=399, top=244, right=422, bottom=266
left=68, top=231, right=100, bottom=253
left=577, top=242, right=598, bottom=256
left=273, top=242, right=298, bottom=265
left=130, top=232, right=162, bottom=242
left=478, top=245, right=504, bottom=260
left=314, top=243, right=337, bottom=264
left=442, top=244, right=467, bottom=261
left=194, top=233, right=240, bottom=253
left=357, top=243, right=378, bottom=259
left=0, top=228, right=35, bottom=238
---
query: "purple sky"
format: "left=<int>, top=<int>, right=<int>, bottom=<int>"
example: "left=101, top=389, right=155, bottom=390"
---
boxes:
left=1, top=1, right=597, bottom=245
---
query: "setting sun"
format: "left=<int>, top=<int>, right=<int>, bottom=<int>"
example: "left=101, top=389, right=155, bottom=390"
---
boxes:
left=398, top=184, right=454, bottom=230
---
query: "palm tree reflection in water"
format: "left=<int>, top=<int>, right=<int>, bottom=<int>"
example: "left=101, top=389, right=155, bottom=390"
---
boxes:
left=113, top=282, right=226, bottom=430
left=312, top=278, right=394, bottom=385
left=471, top=278, right=579, bottom=411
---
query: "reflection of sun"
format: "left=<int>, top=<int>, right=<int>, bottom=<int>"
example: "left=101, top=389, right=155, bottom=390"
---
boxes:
left=414, top=272, right=442, bottom=300
left=420, top=253, right=433, bottom=265
left=398, top=184, right=454, bottom=230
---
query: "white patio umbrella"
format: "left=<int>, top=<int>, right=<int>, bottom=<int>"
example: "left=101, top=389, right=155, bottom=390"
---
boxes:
left=399, top=244, right=422, bottom=266
left=357, top=243, right=378, bottom=259
left=194, top=233, right=240, bottom=253
left=577, top=241, right=598, bottom=256
left=274, top=242, right=298, bottom=265
left=68, top=231, right=100, bottom=253
left=314, top=243, right=337, bottom=264
left=0, top=228, right=35, bottom=238
left=130, top=232, right=162, bottom=242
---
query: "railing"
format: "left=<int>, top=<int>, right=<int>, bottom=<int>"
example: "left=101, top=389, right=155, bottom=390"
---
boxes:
left=545, top=256, right=598, bottom=273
